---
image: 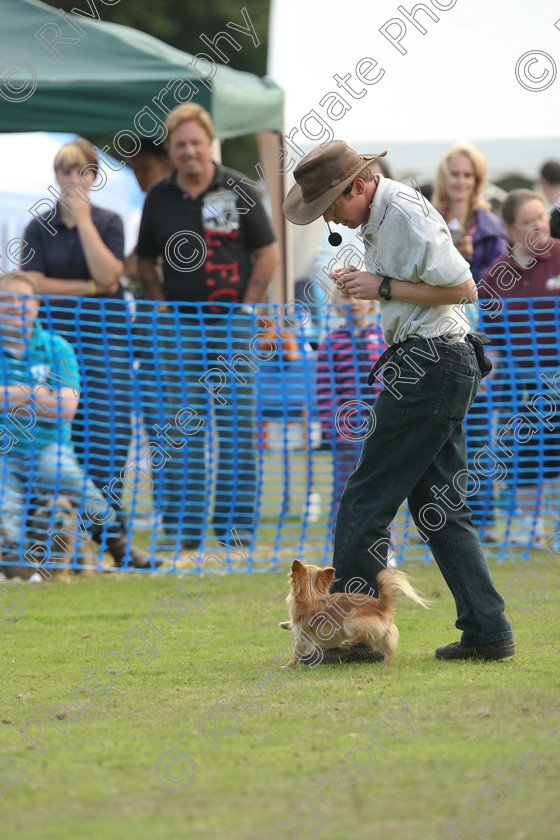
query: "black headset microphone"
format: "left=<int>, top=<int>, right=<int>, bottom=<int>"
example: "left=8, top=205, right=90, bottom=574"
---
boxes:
left=327, top=223, right=342, bottom=247
left=327, top=182, right=354, bottom=245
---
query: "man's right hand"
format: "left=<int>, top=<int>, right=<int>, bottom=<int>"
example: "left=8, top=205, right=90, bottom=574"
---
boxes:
left=330, top=265, right=360, bottom=294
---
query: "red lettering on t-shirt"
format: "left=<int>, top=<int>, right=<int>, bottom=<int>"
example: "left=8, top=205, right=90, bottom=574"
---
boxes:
left=205, top=260, right=240, bottom=282
left=206, top=287, right=240, bottom=313
left=205, top=228, right=239, bottom=256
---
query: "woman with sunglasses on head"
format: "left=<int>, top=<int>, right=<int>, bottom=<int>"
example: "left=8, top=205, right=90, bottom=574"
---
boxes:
left=433, top=143, right=508, bottom=535
left=432, top=142, right=507, bottom=287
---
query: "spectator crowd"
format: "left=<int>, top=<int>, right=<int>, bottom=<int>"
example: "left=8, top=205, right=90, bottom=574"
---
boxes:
left=1, top=108, right=559, bottom=579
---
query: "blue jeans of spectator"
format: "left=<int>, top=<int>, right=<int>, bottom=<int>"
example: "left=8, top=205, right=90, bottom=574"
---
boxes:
left=0, top=444, right=118, bottom=556
left=510, top=370, right=560, bottom=485
left=332, top=337, right=513, bottom=645
left=71, top=342, right=133, bottom=529
left=43, top=302, right=134, bottom=531
left=135, top=314, right=176, bottom=530
left=141, top=311, right=258, bottom=542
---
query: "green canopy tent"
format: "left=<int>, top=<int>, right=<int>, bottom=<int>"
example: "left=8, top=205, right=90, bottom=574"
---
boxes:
left=1, top=0, right=284, bottom=137
left=1, top=0, right=289, bottom=297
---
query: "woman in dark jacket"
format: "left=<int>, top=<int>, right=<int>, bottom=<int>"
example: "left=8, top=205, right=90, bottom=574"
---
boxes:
left=479, top=190, right=560, bottom=547
left=23, top=139, right=151, bottom=567
left=432, top=141, right=507, bottom=285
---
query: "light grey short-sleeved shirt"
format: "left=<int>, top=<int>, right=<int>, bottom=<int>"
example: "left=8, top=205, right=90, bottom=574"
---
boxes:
left=362, top=176, right=474, bottom=346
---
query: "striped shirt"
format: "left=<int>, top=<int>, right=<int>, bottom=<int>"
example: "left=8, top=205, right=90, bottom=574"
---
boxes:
left=316, top=324, right=385, bottom=442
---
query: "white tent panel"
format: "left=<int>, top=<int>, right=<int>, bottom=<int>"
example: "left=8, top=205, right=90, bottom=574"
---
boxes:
left=269, top=0, right=560, bottom=279
left=269, top=0, right=560, bottom=176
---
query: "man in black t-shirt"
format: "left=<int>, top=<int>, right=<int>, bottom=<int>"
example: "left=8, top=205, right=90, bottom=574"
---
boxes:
left=137, top=104, right=279, bottom=549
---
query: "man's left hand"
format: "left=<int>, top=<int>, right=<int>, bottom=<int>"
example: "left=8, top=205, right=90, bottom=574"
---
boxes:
left=338, top=270, right=384, bottom=300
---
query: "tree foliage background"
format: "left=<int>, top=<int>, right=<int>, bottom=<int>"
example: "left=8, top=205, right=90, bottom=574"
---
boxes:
left=42, top=0, right=274, bottom=175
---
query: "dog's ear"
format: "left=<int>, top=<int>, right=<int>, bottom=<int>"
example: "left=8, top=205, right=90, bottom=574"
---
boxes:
left=289, top=559, right=306, bottom=591
left=290, top=558, right=306, bottom=576
left=317, top=566, right=336, bottom=592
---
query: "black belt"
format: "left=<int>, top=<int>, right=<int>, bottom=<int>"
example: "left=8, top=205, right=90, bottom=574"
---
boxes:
left=367, top=342, right=404, bottom=385
left=367, top=333, right=489, bottom=387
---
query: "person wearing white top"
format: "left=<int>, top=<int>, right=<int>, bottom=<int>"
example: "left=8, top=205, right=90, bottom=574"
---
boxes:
left=283, top=141, right=514, bottom=664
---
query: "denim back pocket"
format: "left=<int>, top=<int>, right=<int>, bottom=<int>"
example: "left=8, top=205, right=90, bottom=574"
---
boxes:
left=434, top=367, right=477, bottom=422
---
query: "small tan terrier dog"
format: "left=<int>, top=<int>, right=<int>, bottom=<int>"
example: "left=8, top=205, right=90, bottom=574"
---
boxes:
left=281, top=559, right=429, bottom=667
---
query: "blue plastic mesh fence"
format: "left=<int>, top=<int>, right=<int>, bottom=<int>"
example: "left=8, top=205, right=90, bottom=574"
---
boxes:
left=0, top=296, right=559, bottom=577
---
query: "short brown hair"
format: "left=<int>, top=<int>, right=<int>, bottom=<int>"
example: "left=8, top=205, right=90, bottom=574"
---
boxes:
left=0, top=270, right=38, bottom=295
left=540, top=160, right=560, bottom=186
left=54, top=138, right=98, bottom=177
left=501, top=189, right=544, bottom=225
left=165, top=104, right=215, bottom=140
left=360, top=167, right=375, bottom=183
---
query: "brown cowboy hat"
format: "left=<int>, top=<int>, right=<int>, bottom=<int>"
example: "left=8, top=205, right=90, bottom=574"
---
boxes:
left=283, top=140, right=387, bottom=225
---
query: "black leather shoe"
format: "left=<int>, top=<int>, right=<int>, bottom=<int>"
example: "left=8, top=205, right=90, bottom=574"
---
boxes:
left=301, top=644, right=384, bottom=665
left=435, top=638, right=516, bottom=661
left=106, top=536, right=162, bottom=569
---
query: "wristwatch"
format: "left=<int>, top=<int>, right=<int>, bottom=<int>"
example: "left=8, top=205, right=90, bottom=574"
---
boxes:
left=379, top=276, right=392, bottom=301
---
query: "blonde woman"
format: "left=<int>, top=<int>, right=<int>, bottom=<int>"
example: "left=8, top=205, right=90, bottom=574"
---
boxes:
left=432, top=142, right=507, bottom=284
left=22, top=139, right=151, bottom=567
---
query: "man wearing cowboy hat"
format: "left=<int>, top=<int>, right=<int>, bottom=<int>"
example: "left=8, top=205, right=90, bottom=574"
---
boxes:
left=283, top=141, right=515, bottom=663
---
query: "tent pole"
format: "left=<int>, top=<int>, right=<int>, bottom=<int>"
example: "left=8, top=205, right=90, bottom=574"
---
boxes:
left=256, top=130, right=291, bottom=304
left=211, top=137, right=222, bottom=163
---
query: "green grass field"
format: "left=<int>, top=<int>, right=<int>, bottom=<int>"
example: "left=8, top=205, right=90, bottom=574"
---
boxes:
left=2, top=556, right=559, bottom=840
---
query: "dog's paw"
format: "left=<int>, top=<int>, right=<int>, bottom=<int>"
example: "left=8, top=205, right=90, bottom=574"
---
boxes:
left=278, top=620, right=292, bottom=630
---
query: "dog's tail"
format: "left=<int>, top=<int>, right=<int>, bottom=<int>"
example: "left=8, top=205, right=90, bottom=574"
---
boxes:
left=376, top=569, right=430, bottom=613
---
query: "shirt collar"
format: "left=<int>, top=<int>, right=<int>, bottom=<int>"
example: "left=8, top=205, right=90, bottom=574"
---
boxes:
left=361, top=175, right=392, bottom=239
left=50, top=205, right=66, bottom=230
left=505, top=242, right=555, bottom=272
left=166, top=162, right=225, bottom=195
left=50, top=204, right=99, bottom=229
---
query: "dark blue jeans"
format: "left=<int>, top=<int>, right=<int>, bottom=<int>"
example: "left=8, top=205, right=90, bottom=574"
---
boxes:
left=0, top=445, right=118, bottom=556
left=139, top=313, right=258, bottom=542
left=44, top=302, right=133, bottom=530
left=332, top=336, right=513, bottom=646
left=71, top=343, right=132, bottom=533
